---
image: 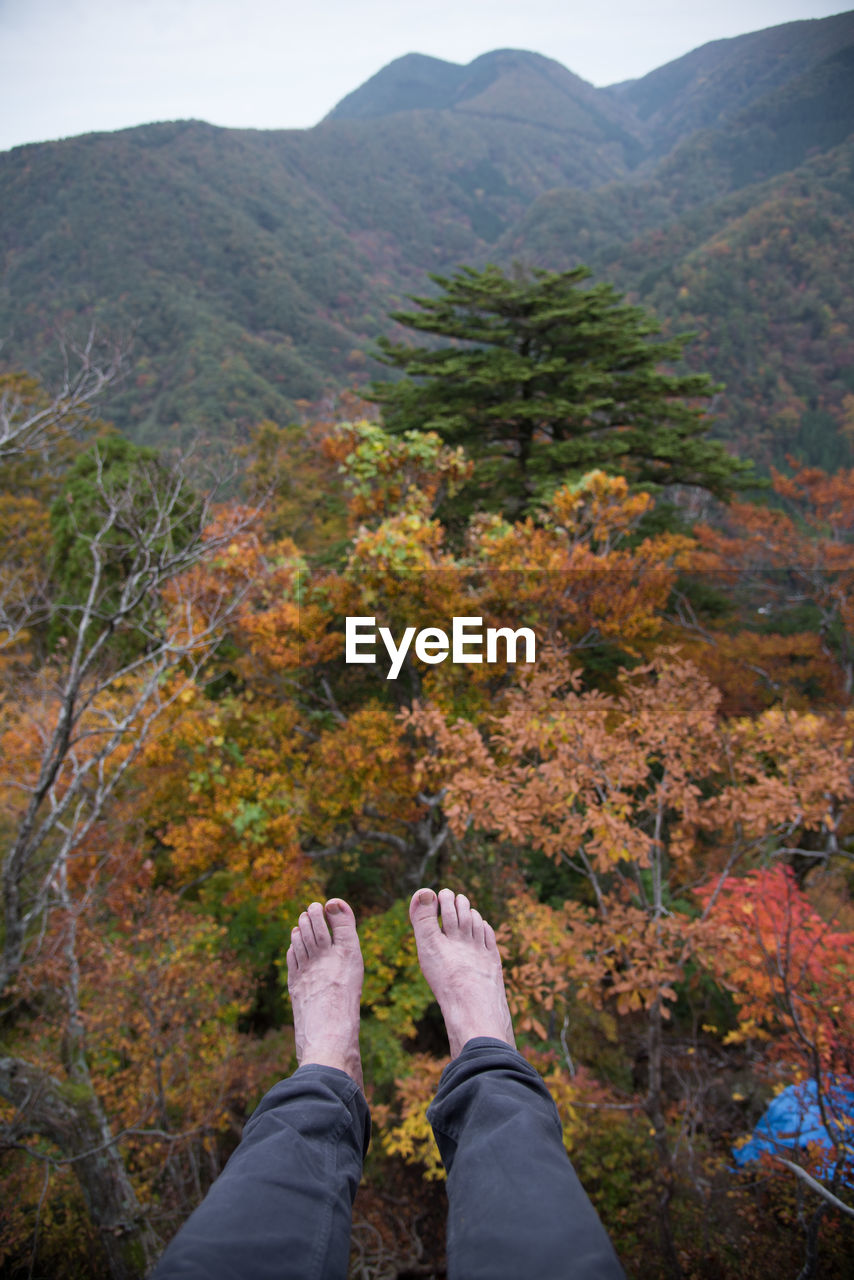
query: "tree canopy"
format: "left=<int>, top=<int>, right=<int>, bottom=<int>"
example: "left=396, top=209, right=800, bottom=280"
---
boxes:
left=2, top=378, right=853, bottom=1278
left=370, top=263, right=756, bottom=515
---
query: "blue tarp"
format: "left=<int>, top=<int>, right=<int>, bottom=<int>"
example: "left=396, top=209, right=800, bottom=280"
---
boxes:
left=733, top=1078, right=854, bottom=1187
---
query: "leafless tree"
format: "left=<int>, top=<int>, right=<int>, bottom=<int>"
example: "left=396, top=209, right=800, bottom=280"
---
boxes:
left=0, top=328, right=125, bottom=464
left=0, top=366, right=259, bottom=1277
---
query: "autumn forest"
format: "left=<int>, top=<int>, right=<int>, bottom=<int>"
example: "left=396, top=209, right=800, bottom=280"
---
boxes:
left=2, top=13, right=854, bottom=1280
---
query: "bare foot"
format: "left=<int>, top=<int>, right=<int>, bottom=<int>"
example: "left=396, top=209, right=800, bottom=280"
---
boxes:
left=287, top=899, right=364, bottom=1092
left=409, top=887, right=515, bottom=1059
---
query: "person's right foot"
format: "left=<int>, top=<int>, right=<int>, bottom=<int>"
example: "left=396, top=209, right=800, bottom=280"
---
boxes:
left=287, top=899, right=364, bottom=1091
left=409, top=887, right=515, bottom=1059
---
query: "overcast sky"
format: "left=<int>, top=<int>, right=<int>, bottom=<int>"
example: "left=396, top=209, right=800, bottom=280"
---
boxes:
left=0, top=0, right=848, bottom=152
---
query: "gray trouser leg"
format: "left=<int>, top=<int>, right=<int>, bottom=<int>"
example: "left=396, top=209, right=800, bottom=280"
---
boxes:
left=151, top=1065, right=369, bottom=1280
left=428, top=1037, right=626, bottom=1280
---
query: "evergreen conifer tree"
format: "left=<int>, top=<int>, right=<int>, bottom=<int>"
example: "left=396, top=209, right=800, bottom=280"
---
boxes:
left=370, top=263, right=755, bottom=515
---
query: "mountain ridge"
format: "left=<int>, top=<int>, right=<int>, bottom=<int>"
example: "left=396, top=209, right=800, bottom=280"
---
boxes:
left=326, top=47, right=648, bottom=164
left=1, top=11, right=852, bottom=472
left=606, top=9, right=854, bottom=154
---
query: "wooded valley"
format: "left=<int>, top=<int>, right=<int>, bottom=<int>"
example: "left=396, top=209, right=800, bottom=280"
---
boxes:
left=1, top=11, right=853, bottom=1279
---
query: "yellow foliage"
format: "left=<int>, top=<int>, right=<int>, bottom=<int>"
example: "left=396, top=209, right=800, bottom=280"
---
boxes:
left=375, top=1055, right=449, bottom=1181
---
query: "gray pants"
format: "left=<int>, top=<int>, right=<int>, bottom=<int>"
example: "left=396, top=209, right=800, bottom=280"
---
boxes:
left=152, top=1037, right=625, bottom=1279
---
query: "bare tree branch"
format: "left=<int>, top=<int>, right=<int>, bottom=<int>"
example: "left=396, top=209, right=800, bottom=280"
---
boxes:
left=0, top=329, right=125, bottom=464
left=773, top=1156, right=854, bottom=1219
left=1, top=443, right=258, bottom=1001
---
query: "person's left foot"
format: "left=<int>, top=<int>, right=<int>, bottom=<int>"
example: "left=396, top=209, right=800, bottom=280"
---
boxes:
left=409, top=887, right=515, bottom=1059
left=287, top=899, right=364, bottom=1092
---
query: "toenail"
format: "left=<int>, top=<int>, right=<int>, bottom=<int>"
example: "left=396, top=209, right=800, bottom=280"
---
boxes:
left=326, top=901, right=340, bottom=914
left=418, top=889, right=434, bottom=905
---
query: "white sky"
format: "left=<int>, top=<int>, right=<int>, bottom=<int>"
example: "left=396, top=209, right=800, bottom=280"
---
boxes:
left=0, top=0, right=848, bottom=152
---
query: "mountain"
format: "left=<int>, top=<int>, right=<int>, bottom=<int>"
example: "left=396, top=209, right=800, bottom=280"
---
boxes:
left=497, top=37, right=854, bottom=470
left=324, top=52, right=473, bottom=118
left=0, top=13, right=852, bottom=471
left=326, top=48, right=648, bottom=164
left=607, top=10, right=854, bottom=157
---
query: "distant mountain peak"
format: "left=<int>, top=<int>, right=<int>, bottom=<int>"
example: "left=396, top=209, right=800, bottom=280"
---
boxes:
left=324, top=47, right=591, bottom=123
left=324, top=53, right=465, bottom=120
left=464, top=48, right=566, bottom=73
left=322, top=46, right=647, bottom=153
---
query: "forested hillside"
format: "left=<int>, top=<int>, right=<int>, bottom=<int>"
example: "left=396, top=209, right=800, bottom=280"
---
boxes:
left=508, top=136, right=854, bottom=471
left=1, top=14, right=854, bottom=1280
left=0, top=11, right=852, bottom=468
left=605, top=9, right=854, bottom=155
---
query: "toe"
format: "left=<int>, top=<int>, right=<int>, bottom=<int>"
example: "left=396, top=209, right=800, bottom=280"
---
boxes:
left=438, top=887, right=459, bottom=936
left=471, top=907, right=485, bottom=947
left=455, top=893, right=473, bottom=937
left=484, top=920, right=498, bottom=951
left=325, top=898, right=359, bottom=946
left=307, top=901, right=331, bottom=948
left=291, top=925, right=309, bottom=965
left=286, top=942, right=298, bottom=975
left=299, top=911, right=318, bottom=955
left=409, top=887, right=441, bottom=940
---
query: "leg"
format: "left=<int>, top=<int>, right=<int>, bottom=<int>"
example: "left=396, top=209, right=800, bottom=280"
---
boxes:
left=410, top=888, right=625, bottom=1280
left=153, top=899, right=367, bottom=1280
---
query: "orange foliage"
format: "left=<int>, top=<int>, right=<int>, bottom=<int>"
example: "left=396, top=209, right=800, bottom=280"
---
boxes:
left=408, top=649, right=853, bottom=877
left=6, top=853, right=286, bottom=1234
left=139, top=688, right=312, bottom=907
left=692, top=460, right=854, bottom=704
left=469, top=472, right=693, bottom=658
left=305, top=702, right=419, bottom=844
left=697, top=867, right=854, bottom=1076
